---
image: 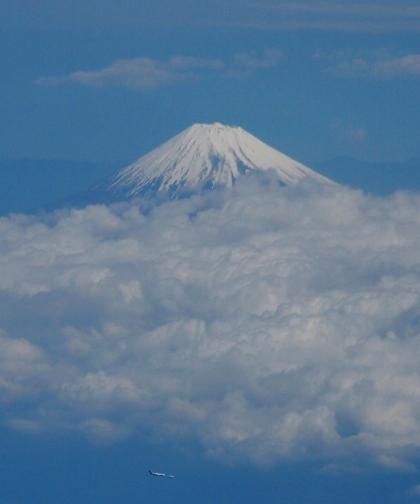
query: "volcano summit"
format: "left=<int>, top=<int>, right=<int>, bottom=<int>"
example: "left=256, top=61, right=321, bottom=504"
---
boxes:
left=109, top=123, right=332, bottom=197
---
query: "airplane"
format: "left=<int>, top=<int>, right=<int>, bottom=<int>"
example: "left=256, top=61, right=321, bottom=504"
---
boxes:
left=149, top=470, right=175, bottom=478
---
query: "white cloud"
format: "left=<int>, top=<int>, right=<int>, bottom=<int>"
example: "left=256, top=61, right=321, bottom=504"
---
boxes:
left=36, top=50, right=283, bottom=90
left=373, top=54, right=420, bottom=77
left=330, top=53, right=420, bottom=78
left=0, top=330, right=48, bottom=402
left=36, top=56, right=225, bottom=90
left=233, top=48, right=283, bottom=70
left=2, top=180, right=420, bottom=467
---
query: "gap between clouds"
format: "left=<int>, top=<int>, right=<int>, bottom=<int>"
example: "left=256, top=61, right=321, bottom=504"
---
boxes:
left=2, top=178, right=420, bottom=470
left=36, top=49, right=283, bottom=90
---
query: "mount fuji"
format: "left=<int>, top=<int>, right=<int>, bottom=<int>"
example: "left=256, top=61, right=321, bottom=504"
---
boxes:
left=107, top=123, right=332, bottom=198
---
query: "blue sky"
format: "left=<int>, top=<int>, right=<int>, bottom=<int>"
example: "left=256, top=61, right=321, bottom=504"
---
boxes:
left=1, top=0, right=420, bottom=165
left=3, top=2, right=420, bottom=503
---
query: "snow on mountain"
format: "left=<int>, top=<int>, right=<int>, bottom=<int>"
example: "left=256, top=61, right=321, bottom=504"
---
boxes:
left=109, top=123, right=332, bottom=196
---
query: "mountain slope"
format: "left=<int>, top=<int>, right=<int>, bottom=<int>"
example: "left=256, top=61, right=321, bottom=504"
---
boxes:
left=109, top=123, right=332, bottom=197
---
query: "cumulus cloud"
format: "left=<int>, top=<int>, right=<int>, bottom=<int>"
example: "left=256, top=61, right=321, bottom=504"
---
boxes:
left=0, top=330, right=48, bottom=402
left=36, top=49, right=283, bottom=90
left=2, top=180, right=420, bottom=467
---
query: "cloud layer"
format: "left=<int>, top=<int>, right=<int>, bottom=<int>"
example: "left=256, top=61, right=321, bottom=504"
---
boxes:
left=37, top=49, right=420, bottom=92
left=2, top=180, right=420, bottom=468
left=36, top=49, right=283, bottom=90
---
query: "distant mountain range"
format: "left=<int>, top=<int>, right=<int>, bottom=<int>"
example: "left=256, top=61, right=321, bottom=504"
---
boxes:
left=1, top=128, right=419, bottom=215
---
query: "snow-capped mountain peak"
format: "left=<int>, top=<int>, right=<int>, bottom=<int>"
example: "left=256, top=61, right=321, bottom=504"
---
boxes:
left=109, top=123, right=332, bottom=196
